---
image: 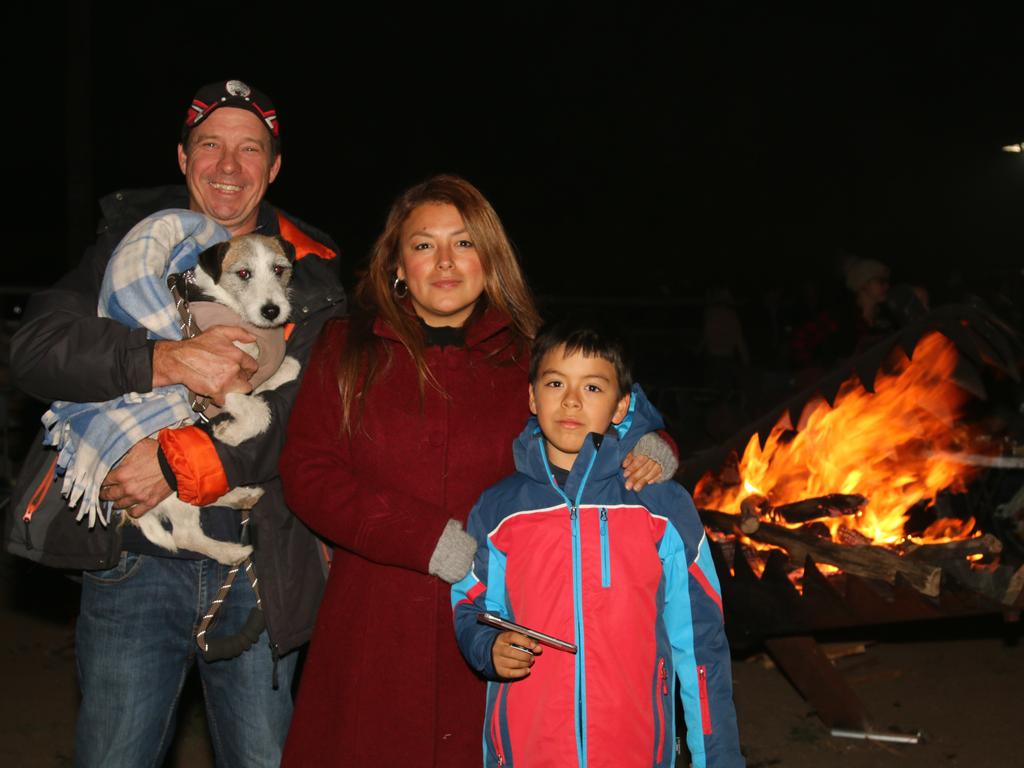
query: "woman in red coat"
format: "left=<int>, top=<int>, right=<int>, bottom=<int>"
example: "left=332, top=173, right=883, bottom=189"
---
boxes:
left=280, top=176, right=668, bottom=766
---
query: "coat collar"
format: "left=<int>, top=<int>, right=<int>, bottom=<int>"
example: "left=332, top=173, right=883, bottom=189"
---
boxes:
left=372, top=304, right=513, bottom=349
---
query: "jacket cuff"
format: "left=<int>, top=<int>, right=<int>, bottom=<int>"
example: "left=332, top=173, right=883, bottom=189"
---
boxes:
left=156, top=446, right=179, bottom=492
left=126, top=331, right=156, bottom=394
left=157, top=426, right=228, bottom=505
left=634, top=431, right=680, bottom=480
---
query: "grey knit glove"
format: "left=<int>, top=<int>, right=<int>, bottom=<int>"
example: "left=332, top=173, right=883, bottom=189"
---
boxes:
left=633, top=432, right=679, bottom=481
left=428, top=519, right=478, bottom=583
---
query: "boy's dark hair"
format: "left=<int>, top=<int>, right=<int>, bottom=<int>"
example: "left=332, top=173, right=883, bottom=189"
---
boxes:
left=529, top=319, right=634, bottom=397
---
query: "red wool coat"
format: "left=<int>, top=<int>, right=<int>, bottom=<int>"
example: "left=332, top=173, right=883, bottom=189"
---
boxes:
left=280, top=310, right=530, bottom=767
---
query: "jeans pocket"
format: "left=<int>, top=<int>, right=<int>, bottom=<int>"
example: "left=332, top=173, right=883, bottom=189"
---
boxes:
left=82, top=551, right=144, bottom=584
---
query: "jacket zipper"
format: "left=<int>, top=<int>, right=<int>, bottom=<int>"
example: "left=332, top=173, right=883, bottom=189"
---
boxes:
left=23, top=455, right=59, bottom=551
left=570, top=501, right=586, bottom=767
left=539, top=438, right=598, bottom=768
left=491, top=683, right=507, bottom=765
left=599, top=508, right=611, bottom=588
left=24, top=455, right=59, bottom=523
left=697, top=664, right=713, bottom=735
left=656, top=657, right=668, bottom=763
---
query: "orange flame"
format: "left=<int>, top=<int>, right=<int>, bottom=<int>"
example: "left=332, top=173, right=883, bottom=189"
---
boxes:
left=695, top=333, right=985, bottom=545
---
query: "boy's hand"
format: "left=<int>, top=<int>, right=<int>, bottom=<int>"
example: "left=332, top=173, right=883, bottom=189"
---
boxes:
left=492, top=631, right=542, bottom=679
left=622, top=452, right=663, bottom=491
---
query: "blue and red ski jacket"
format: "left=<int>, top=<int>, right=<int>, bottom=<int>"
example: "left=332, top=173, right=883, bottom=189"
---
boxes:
left=452, top=387, right=744, bottom=768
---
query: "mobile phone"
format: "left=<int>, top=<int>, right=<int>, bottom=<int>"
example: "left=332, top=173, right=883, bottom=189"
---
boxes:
left=476, top=612, right=577, bottom=654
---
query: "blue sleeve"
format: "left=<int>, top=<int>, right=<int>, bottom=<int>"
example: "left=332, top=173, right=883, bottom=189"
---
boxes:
left=451, top=495, right=503, bottom=680
left=659, top=487, right=745, bottom=768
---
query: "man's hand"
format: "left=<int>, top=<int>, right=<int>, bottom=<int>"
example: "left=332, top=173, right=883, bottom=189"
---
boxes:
left=622, top=452, right=663, bottom=491
left=153, top=325, right=259, bottom=406
left=492, top=631, right=542, bottom=679
left=100, top=438, right=172, bottom=518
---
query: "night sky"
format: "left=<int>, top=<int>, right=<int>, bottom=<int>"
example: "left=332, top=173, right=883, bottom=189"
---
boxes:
left=11, top=3, right=1024, bottom=302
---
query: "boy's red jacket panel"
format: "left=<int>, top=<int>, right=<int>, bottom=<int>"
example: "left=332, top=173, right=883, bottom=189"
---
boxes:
left=452, top=386, right=744, bottom=768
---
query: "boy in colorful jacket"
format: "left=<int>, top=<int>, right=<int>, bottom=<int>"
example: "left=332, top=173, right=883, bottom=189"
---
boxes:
left=452, top=321, right=744, bottom=768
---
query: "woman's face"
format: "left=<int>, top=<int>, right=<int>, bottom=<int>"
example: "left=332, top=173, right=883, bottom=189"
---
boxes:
left=396, top=202, right=486, bottom=327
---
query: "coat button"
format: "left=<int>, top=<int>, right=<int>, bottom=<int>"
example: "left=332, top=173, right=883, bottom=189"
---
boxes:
left=428, top=431, right=444, bottom=446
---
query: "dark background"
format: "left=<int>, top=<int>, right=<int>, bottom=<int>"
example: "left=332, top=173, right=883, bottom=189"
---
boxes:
left=2, top=1, right=1022, bottom=460
left=9, top=2, right=1023, bottom=298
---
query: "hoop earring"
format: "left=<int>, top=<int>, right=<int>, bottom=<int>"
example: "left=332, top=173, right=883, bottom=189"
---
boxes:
left=392, top=276, right=409, bottom=299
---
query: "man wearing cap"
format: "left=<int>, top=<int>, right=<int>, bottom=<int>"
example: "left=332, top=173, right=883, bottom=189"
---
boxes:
left=9, top=79, right=345, bottom=767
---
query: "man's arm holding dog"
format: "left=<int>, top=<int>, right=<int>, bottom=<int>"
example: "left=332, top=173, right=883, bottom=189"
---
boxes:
left=12, top=242, right=258, bottom=405
left=158, top=302, right=337, bottom=506
left=152, top=326, right=259, bottom=404
left=102, top=294, right=339, bottom=516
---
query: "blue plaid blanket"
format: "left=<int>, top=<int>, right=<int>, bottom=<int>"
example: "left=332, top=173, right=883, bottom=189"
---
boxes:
left=42, top=210, right=231, bottom=527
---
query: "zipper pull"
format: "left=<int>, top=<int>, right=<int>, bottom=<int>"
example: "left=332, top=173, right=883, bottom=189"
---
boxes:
left=600, top=507, right=607, bottom=521
left=569, top=504, right=577, bottom=521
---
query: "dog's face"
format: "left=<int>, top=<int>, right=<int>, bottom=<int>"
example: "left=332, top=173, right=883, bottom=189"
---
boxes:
left=193, top=234, right=296, bottom=328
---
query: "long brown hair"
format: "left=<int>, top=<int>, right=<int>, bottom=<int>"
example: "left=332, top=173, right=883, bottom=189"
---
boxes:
left=337, top=174, right=541, bottom=431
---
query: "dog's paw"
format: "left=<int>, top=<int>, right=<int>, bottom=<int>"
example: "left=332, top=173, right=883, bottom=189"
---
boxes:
left=255, top=355, right=301, bottom=393
left=206, top=542, right=254, bottom=566
left=213, top=393, right=271, bottom=445
left=234, top=340, right=261, bottom=360
left=216, top=486, right=265, bottom=509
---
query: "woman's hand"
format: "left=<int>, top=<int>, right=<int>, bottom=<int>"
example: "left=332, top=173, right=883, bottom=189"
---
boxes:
left=622, top=451, right=663, bottom=491
left=492, top=631, right=542, bottom=679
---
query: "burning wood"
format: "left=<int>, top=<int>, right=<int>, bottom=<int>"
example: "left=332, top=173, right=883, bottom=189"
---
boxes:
left=700, top=508, right=943, bottom=597
left=775, top=494, right=867, bottom=524
left=898, top=534, right=1003, bottom=561
left=691, top=331, right=1024, bottom=608
left=695, top=333, right=992, bottom=546
left=738, top=493, right=867, bottom=534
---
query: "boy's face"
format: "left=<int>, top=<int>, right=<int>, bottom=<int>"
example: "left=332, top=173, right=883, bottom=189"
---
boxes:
left=529, top=345, right=631, bottom=471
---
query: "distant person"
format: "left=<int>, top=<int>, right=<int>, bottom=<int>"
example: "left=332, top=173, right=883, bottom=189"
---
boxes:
left=701, top=285, right=750, bottom=389
left=786, top=277, right=842, bottom=388
left=700, top=286, right=750, bottom=440
left=843, top=257, right=896, bottom=350
left=452, top=321, right=744, bottom=768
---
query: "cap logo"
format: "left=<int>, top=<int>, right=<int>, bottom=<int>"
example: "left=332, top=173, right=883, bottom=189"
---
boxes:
left=225, top=80, right=252, bottom=98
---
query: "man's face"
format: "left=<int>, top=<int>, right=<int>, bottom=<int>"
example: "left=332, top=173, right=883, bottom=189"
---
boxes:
left=529, top=345, right=631, bottom=471
left=177, top=108, right=281, bottom=235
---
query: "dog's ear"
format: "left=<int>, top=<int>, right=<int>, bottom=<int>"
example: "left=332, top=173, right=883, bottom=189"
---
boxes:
left=197, top=241, right=231, bottom=283
left=274, top=235, right=297, bottom=264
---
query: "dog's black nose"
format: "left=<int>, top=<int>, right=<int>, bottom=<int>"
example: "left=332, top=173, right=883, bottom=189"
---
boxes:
left=261, top=304, right=281, bottom=321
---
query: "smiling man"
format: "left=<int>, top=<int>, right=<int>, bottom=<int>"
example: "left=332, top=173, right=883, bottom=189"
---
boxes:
left=8, top=79, right=346, bottom=767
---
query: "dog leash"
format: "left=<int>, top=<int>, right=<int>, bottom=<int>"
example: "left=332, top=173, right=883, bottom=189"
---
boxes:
left=167, top=271, right=212, bottom=421
left=167, top=271, right=267, bottom=662
left=195, top=552, right=266, bottom=661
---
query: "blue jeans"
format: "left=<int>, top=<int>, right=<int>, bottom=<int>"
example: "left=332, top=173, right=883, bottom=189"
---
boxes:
left=74, top=553, right=297, bottom=768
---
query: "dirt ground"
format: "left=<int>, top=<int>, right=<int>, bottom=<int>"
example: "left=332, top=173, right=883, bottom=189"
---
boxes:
left=1, top=553, right=1021, bottom=768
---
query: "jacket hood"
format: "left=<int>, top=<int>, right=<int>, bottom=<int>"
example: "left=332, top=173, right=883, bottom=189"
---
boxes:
left=512, top=383, right=665, bottom=487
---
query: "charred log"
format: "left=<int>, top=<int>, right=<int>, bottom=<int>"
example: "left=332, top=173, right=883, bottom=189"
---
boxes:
left=898, top=534, right=1003, bottom=561
left=699, top=508, right=942, bottom=597
left=774, top=494, right=867, bottom=524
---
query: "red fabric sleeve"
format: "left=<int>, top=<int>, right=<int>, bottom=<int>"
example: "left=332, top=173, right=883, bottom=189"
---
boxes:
left=158, top=426, right=229, bottom=505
